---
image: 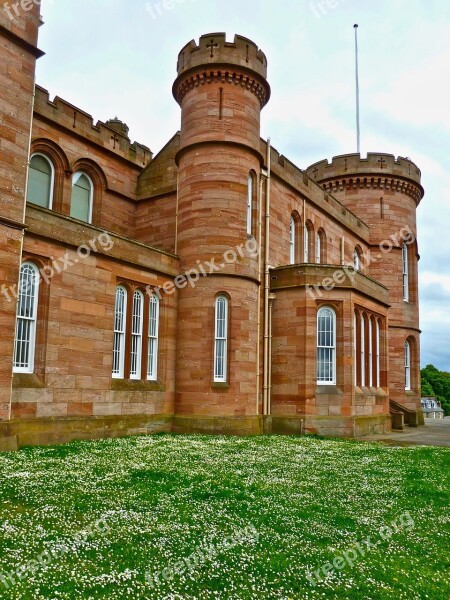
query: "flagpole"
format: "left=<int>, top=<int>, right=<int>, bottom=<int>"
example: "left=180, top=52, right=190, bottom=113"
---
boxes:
left=354, top=24, right=360, bottom=154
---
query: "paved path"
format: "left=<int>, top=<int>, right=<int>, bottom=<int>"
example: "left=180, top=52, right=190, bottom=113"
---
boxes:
left=358, top=417, right=450, bottom=448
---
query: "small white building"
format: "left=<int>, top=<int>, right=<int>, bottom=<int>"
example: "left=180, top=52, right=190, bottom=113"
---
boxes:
left=421, top=397, right=445, bottom=419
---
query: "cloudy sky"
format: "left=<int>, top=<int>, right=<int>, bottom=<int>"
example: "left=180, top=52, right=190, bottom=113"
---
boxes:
left=37, top=0, right=450, bottom=369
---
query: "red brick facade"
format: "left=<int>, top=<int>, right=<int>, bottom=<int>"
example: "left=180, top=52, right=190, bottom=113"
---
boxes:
left=0, top=16, right=424, bottom=449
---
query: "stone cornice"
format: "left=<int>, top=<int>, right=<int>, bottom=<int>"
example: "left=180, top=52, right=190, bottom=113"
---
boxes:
left=0, top=24, right=44, bottom=58
left=0, top=215, right=27, bottom=231
left=320, top=176, right=423, bottom=205
left=173, top=65, right=270, bottom=108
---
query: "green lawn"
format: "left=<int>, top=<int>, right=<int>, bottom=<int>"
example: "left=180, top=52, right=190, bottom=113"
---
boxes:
left=0, top=435, right=448, bottom=599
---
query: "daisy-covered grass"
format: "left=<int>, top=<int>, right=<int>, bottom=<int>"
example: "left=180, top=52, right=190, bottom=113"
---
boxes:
left=0, top=434, right=448, bottom=599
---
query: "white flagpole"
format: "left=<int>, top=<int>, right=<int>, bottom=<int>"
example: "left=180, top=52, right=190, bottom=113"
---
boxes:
left=354, top=24, right=360, bottom=154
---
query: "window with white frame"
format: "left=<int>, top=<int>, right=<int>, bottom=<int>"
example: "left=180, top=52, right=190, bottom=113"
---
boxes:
left=317, top=307, right=336, bottom=385
left=316, top=232, right=321, bottom=264
left=214, top=295, right=228, bottom=382
left=13, top=263, right=40, bottom=373
left=304, top=225, right=309, bottom=263
left=360, top=315, right=365, bottom=386
left=402, top=243, right=409, bottom=301
left=112, top=286, right=127, bottom=378
left=130, top=290, right=144, bottom=380
left=289, top=216, right=295, bottom=264
left=27, top=154, right=54, bottom=209
left=376, top=320, right=380, bottom=388
left=368, top=318, right=373, bottom=387
left=405, top=340, right=411, bottom=390
left=247, top=174, right=253, bottom=236
left=71, top=172, right=93, bottom=223
left=147, top=294, right=160, bottom=381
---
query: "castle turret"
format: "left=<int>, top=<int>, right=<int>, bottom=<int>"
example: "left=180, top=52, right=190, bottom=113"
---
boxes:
left=306, top=153, right=424, bottom=415
left=172, top=34, right=270, bottom=427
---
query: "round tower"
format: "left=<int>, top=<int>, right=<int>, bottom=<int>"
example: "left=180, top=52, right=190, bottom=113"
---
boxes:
left=172, top=33, right=270, bottom=426
left=306, top=153, right=424, bottom=414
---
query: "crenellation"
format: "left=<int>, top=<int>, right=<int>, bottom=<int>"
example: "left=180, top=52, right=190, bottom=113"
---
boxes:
left=176, top=33, right=268, bottom=79
left=34, top=86, right=152, bottom=167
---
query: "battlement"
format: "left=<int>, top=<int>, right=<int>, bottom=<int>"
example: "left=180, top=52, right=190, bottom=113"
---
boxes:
left=33, top=85, right=152, bottom=167
left=306, top=153, right=422, bottom=186
left=176, top=33, right=268, bottom=80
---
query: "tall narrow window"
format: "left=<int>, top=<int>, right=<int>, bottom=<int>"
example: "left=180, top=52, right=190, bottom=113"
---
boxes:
left=316, top=233, right=321, bottom=264
left=304, top=226, right=309, bottom=262
left=112, top=286, right=127, bottom=378
left=147, top=295, right=160, bottom=381
left=289, top=216, right=295, bottom=264
left=317, top=307, right=336, bottom=385
left=71, top=172, right=93, bottom=223
left=376, top=320, right=380, bottom=388
left=368, top=318, right=373, bottom=387
left=354, top=313, right=357, bottom=386
left=402, top=243, right=409, bottom=301
left=354, top=249, right=361, bottom=271
left=360, top=315, right=365, bottom=386
left=247, top=174, right=253, bottom=236
left=405, top=341, right=411, bottom=390
left=214, top=295, right=228, bottom=382
left=27, top=154, right=54, bottom=208
left=130, top=290, right=144, bottom=380
left=13, top=263, right=39, bottom=373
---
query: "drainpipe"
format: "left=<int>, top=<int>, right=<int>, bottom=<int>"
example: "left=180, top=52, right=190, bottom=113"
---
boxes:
left=256, top=173, right=264, bottom=414
left=8, top=79, right=37, bottom=421
left=268, top=292, right=276, bottom=415
left=262, top=138, right=271, bottom=416
left=174, top=168, right=179, bottom=255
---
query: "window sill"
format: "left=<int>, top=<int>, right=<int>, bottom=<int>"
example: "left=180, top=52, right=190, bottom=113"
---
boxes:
left=211, top=382, right=230, bottom=389
left=111, top=379, right=165, bottom=392
left=12, top=373, right=45, bottom=389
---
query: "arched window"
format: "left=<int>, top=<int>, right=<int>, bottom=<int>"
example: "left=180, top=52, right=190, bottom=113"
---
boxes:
left=289, top=216, right=295, bottom=264
left=405, top=341, right=411, bottom=390
left=13, top=263, right=40, bottom=373
left=214, top=295, right=228, bottom=382
left=368, top=317, right=373, bottom=387
left=112, top=286, right=127, bottom=378
left=360, top=314, right=365, bottom=386
left=354, top=248, right=362, bottom=271
left=130, top=290, right=144, bottom=380
left=247, top=174, right=253, bottom=236
left=317, top=307, right=336, bottom=385
left=71, top=172, right=93, bottom=223
left=315, top=232, right=321, bottom=264
left=402, top=243, right=409, bottom=301
left=304, top=221, right=314, bottom=263
left=147, top=295, right=160, bottom=381
left=27, top=154, right=54, bottom=209
left=376, top=319, right=380, bottom=388
left=304, top=224, right=309, bottom=262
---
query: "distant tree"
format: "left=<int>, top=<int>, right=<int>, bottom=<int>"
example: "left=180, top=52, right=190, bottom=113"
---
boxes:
left=421, top=364, right=450, bottom=416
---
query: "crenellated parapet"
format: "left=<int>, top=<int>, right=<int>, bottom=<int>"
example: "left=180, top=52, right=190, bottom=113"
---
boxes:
left=173, top=33, right=270, bottom=108
left=306, top=153, right=424, bottom=205
left=33, top=86, right=152, bottom=167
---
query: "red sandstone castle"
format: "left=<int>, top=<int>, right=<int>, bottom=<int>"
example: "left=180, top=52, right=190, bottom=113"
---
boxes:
left=0, top=5, right=424, bottom=450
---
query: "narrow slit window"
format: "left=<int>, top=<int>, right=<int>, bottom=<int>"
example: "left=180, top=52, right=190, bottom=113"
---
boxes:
left=112, top=286, right=127, bottom=378
left=130, top=290, right=144, bottom=380
left=317, top=307, right=336, bottom=385
left=13, top=263, right=39, bottom=373
left=214, top=296, right=228, bottom=382
left=147, top=295, right=160, bottom=381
